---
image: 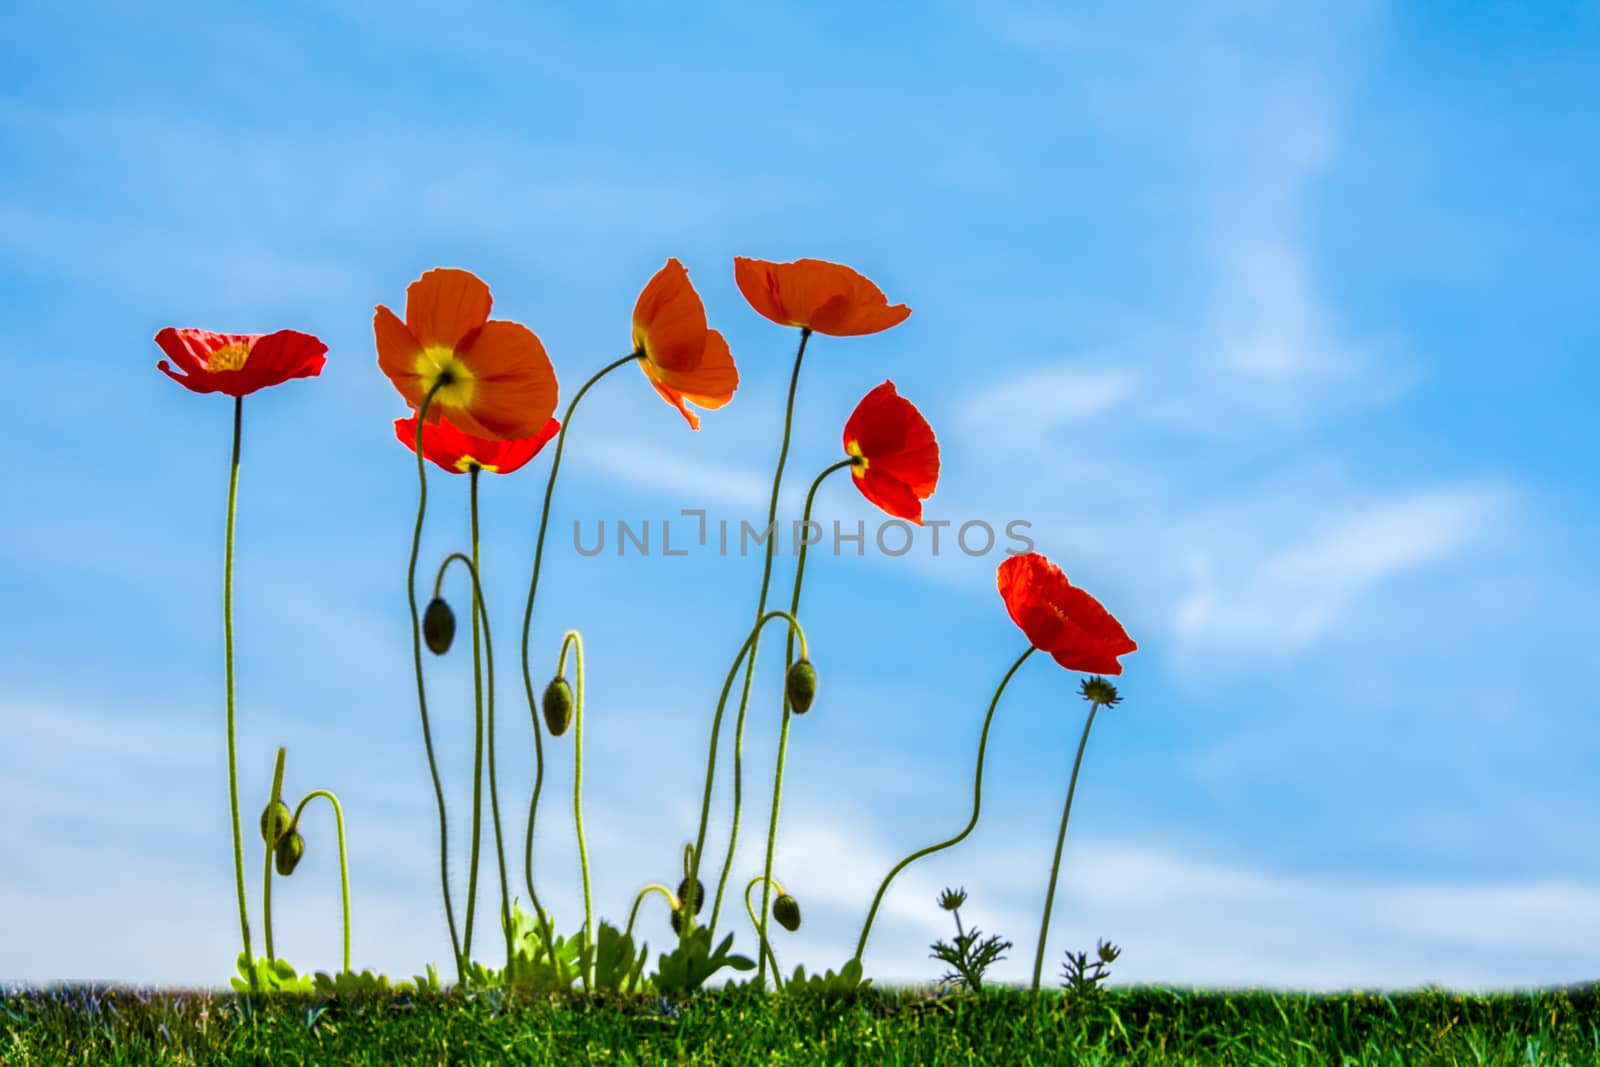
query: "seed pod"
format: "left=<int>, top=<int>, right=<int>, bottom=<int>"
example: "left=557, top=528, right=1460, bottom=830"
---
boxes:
left=423, top=598, right=456, bottom=655
left=274, top=829, right=305, bottom=876
left=676, top=876, right=705, bottom=916
left=785, top=659, right=817, bottom=714
left=259, top=799, right=292, bottom=846
left=773, top=894, right=802, bottom=932
left=542, top=677, right=574, bottom=737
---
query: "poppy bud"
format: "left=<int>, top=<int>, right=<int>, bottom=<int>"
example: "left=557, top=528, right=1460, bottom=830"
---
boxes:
left=773, top=894, right=801, bottom=932
left=676, top=877, right=705, bottom=916
left=274, top=829, right=305, bottom=876
left=542, top=677, right=574, bottom=737
left=423, top=598, right=455, bottom=655
left=259, top=799, right=292, bottom=846
left=670, top=908, right=688, bottom=935
left=786, top=659, right=817, bottom=714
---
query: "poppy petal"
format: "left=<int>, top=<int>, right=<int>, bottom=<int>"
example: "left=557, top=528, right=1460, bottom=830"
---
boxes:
left=632, top=259, right=710, bottom=374
left=454, top=320, right=560, bottom=440
left=375, top=305, right=425, bottom=408
left=852, top=466, right=924, bottom=524
left=405, top=268, right=493, bottom=351
left=734, top=257, right=910, bottom=336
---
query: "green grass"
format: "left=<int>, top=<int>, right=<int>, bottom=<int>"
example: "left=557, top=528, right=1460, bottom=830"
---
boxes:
left=4, top=983, right=1597, bottom=1065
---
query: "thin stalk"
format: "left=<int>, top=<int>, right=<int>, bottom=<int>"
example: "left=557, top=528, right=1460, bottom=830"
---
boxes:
left=261, top=747, right=287, bottom=962
left=222, top=395, right=254, bottom=981
left=520, top=352, right=639, bottom=965
left=853, top=645, right=1035, bottom=964
left=462, top=469, right=485, bottom=961
left=405, top=382, right=464, bottom=980
left=623, top=883, right=677, bottom=943
left=757, top=457, right=850, bottom=988
left=682, top=610, right=808, bottom=956
left=555, top=631, right=594, bottom=991
left=743, top=876, right=785, bottom=988
left=289, top=789, right=352, bottom=974
left=1030, top=701, right=1102, bottom=992
left=713, top=328, right=811, bottom=933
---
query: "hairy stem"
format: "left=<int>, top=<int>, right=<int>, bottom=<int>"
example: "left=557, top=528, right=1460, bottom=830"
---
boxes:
left=1031, top=701, right=1102, bottom=992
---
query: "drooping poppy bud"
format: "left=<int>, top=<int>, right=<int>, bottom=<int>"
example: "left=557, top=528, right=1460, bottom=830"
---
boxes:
left=670, top=908, right=688, bottom=935
left=259, top=799, right=292, bottom=846
left=773, top=894, right=801, bottom=932
left=423, top=598, right=455, bottom=655
left=786, top=659, right=817, bottom=714
left=676, top=876, right=705, bottom=917
left=274, top=829, right=305, bottom=876
left=542, top=677, right=574, bottom=737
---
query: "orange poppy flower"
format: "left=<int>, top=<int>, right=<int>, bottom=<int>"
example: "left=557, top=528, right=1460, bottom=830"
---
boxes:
left=394, top=413, right=561, bottom=475
left=843, top=380, right=939, bottom=524
left=155, top=328, right=327, bottom=397
left=997, top=553, right=1137, bottom=675
left=374, top=268, right=559, bottom=441
left=631, top=258, right=738, bottom=430
left=733, top=257, right=911, bottom=336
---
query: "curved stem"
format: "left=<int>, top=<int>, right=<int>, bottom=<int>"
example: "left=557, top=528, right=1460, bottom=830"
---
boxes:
left=222, top=395, right=254, bottom=982
left=1030, top=701, right=1102, bottom=992
left=683, top=610, right=808, bottom=955
left=437, top=550, right=513, bottom=974
left=555, top=631, right=594, bottom=992
left=852, top=645, right=1035, bottom=965
left=757, top=458, right=851, bottom=988
left=462, top=470, right=485, bottom=962
left=742, top=876, right=785, bottom=988
left=289, top=789, right=352, bottom=974
left=520, top=352, right=640, bottom=959
left=623, top=883, right=677, bottom=943
left=716, top=329, right=810, bottom=935
left=262, top=747, right=287, bottom=963
left=405, top=382, right=465, bottom=980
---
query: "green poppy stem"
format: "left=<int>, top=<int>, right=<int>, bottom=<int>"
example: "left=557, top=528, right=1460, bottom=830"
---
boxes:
left=852, top=645, right=1035, bottom=965
left=261, top=746, right=287, bottom=963
left=622, top=883, right=677, bottom=943
left=405, top=382, right=465, bottom=981
left=520, top=352, right=640, bottom=968
left=1030, top=700, right=1103, bottom=993
left=221, top=395, right=255, bottom=984
left=713, top=328, right=811, bottom=939
left=289, top=789, right=352, bottom=974
left=685, top=610, right=807, bottom=955
left=755, top=457, right=850, bottom=989
left=743, top=875, right=786, bottom=988
left=554, top=631, right=594, bottom=992
left=436, top=550, right=513, bottom=974
left=462, top=468, right=485, bottom=963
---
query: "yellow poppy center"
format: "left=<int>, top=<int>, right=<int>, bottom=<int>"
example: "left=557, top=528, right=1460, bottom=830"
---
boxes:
left=845, top=438, right=868, bottom=471
left=453, top=456, right=498, bottom=474
left=417, top=345, right=478, bottom=412
left=208, top=343, right=251, bottom=372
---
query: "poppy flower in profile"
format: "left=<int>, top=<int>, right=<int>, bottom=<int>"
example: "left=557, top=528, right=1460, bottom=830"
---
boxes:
left=394, top=413, right=561, bottom=475
left=733, top=257, right=911, bottom=336
left=842, top=381, right=939, bottom=524
left=374, top=268, right=559, bottom=441
left=631, top=258, right=738, bottom=430
left=155, top=328, right=327, bottom=397
left=997, top=553, right=1137, bottom=675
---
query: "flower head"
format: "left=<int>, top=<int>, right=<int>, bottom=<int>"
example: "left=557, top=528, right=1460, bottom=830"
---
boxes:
left=1080, top=677, right=1122, bottom=708
left=734, top=257, right=910, bottom=336
left=393, top=413, right=560, bottom=475
left=155, top=328, right=327, bottom=397
left=938, top=887, right=969, bottom=912
left=375, top=268, right=559, bottom=440
left=997, top=553, right=1137, bottom=675
left=631, top=258, right=738, bottom=429
left=843, top=381, right=939, bottom=524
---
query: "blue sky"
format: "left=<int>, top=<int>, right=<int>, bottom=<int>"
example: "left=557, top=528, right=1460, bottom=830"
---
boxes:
left=3, top=1, right=1598, bottom=990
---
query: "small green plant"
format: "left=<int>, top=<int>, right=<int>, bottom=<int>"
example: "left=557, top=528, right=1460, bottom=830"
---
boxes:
left=927, top=887, right=1012, bottom=994
left=783, top=959, right=873, bottom=1001
left=1061, top=938, right=1121, bottom=1007
left=651, top=928, right=754, bottom=995
left=230, top=953, right=313, bottom=994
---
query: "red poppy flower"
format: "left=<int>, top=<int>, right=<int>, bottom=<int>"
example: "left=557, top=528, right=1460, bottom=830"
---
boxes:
left=631, top=258, right=738, bottom=430
left=843, top=381, right=939, bottom=524
left=394, top=413, right=561, bottom=475
left=997, top=553, right=1137, bottom=675
left=733, top=257, right=911, bottom=336
left=155, top=328, right=327, bottom=397
left=375, top=268, right=559, bottom=441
